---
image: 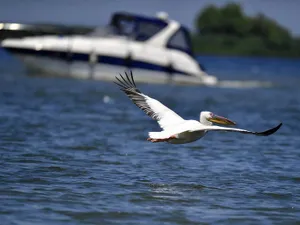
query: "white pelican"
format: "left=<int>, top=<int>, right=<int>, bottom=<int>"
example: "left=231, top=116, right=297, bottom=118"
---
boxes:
left=115, top=71, right=282, bottom=144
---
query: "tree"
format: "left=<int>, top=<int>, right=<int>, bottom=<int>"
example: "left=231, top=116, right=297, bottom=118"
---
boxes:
left=250, top=13, right=291, bottom=49
left=194, top=5, right=223, bottom=34
left=192, top=2, right=299, bottom=57
left=220, top=3, right=250, bottom=36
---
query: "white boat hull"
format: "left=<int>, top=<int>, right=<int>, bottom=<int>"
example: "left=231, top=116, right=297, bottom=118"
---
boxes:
left=16, top=54, right=215, bottom=85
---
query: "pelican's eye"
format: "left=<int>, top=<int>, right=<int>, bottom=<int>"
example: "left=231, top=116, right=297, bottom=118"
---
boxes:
left=209, top=113, right=214, bottom=118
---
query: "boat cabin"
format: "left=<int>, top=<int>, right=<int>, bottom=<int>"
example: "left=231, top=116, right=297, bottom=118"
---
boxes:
left=104, top=12, right=194, bottom=56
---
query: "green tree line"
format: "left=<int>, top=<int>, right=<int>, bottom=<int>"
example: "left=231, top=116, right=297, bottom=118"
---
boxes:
left=192, top=3, right=300, bottom=57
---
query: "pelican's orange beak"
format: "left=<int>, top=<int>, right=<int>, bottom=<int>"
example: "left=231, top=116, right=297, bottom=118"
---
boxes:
left=208, top=114, right=236, bottom=126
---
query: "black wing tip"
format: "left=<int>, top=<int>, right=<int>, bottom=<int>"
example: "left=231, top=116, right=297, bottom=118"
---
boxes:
left=258, top=122, right=283, bottom=136
left=114, top=70, right=136, bottom=89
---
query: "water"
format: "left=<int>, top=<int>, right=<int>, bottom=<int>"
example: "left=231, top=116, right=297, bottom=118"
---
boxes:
left=1, top=52, right=300, bottom=224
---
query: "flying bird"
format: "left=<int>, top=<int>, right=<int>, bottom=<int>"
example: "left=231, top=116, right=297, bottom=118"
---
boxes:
left=115, top=71, right=282, bottom=144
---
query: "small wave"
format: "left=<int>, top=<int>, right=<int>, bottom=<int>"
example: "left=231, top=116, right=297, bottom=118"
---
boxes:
left=147, top=182, right=220, bottom=192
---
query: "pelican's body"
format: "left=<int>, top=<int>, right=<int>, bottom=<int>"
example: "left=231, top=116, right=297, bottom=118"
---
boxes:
left=115, top=71, right=282, bottom=144
left=148, top=120, right=206, bottom=144
left=168, top=128, right=206, bottom=144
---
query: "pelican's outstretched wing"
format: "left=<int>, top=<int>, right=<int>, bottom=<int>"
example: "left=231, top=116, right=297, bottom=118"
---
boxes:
left=198, top=123, right=282, bottom=136
left=115, top=71, right=185, bottom=130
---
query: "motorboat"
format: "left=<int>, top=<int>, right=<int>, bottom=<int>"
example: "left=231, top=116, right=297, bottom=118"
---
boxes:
left=1, top=11, right=218, bottom=85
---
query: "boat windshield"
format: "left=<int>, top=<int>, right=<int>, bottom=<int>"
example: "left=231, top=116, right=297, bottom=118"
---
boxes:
left=91, top=13, right=168, bottom=41
left=166, top=27, right=194, bottom=56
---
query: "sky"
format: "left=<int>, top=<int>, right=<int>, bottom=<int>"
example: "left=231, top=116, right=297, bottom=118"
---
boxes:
left=0, top=0, right=299, bottom=36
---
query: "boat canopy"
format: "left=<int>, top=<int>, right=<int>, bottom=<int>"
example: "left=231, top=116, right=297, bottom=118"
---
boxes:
left=108, top=12, right=194, bottom=56
left=109, top=12, right=168, bottom=41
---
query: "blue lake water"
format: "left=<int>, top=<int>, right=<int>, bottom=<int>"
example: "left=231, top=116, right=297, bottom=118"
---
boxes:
left=0, top=49, right=300, bottom=224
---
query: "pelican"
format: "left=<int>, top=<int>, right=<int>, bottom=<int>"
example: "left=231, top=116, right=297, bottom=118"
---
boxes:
left=115, top=71, right=282, bottom=144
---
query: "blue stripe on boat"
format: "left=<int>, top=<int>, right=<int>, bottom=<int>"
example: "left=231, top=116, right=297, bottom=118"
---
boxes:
left=3, top=47, right=190, bottom=76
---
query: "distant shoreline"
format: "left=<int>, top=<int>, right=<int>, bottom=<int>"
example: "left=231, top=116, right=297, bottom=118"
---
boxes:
left=193, top=3, right=300, bottom=58
left=196, top=54, right=300, bottom=60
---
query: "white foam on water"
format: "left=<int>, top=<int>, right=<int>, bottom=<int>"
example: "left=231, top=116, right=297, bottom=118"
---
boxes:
left=216, top=80, right=274, bottom=89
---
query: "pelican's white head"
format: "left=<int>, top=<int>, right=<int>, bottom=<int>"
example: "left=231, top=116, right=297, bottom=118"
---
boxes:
left=200, top=111, right=236, bottom=126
